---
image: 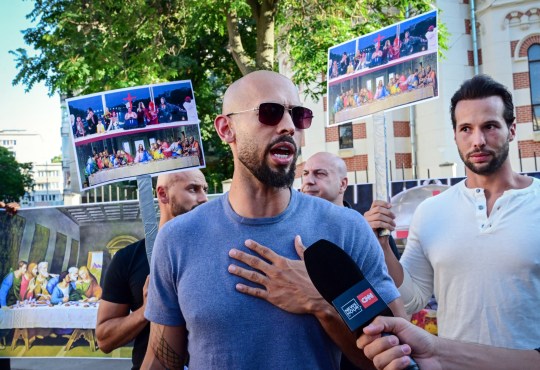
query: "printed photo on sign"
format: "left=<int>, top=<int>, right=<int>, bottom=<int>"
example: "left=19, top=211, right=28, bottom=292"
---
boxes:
left=327, top=10, right=438, bottom=126
left=0, top=203, right=148, bottom=359
left=66, top=80, right=205, bottom=191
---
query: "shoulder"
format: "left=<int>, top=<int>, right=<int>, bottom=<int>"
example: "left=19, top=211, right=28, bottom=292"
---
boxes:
left=114, top=239, right=145, bottom=260
left=294, top=191, right=364, bottom=223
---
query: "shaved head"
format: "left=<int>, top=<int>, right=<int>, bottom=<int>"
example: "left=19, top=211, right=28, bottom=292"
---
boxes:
left=308, top=152, right=347, bottom=178
left=156, top=170, right=208, bottom=226
left=222, top=70, right=299, bottom=114
left=301, top=152, right=348, bottom=206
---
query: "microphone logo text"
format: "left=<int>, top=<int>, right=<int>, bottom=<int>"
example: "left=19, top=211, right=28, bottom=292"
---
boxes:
left=357, top=288, right=378, bottom=309
left=341, top=299, right=363, bottom=320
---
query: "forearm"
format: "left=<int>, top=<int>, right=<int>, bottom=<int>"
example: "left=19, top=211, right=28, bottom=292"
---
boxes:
left=96, top=306, right=148, bottom=353
left=312, top=300, right=375, bottom=369
left=437, top=339, right=540, bottom=370
left=379, top=238, right=404, bottom=286
left=141, top=323, right=187, bottom=370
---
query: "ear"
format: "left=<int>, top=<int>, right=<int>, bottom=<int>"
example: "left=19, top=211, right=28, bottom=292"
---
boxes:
left=508, top=122, right=516, bottom=142
left=156, top=185, right=169, bottom=204
left=339, top=177, right=349, bottom=194
left=214, top=115, right=235, bottom=143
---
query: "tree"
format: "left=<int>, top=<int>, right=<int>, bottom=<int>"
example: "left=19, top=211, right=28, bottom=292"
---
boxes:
left=0, top=147, right=34, bottom=202
left=11, top=0, right=443, bottom=190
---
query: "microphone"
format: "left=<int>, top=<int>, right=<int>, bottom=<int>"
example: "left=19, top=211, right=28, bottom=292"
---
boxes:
left=304, top=239, right=419, bottom=370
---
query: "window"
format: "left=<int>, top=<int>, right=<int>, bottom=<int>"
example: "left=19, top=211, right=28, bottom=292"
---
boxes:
left=529, top=44, right=540, bottom=131
left=339, top=122, right=354, bottom=149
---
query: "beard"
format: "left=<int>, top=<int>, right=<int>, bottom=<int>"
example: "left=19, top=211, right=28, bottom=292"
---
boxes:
left=238, top=135, right=298, bottom=189
left=170, top=199, right=197, bottom=217
left=459, top=139, right=510, bottom=176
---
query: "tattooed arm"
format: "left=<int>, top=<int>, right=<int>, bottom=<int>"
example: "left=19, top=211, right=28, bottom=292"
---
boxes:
left=141, top=323, right=188, bottom=370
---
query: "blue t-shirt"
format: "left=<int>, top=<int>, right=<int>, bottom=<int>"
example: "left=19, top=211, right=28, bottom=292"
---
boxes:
left=146, top=190, right=399, bottom=369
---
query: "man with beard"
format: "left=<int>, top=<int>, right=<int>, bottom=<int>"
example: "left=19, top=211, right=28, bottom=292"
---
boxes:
left=368, top=74, right=540, bottom=350
left=142, top=70, right=404, bottom=370
left=96, top=170, right=207, bottom=370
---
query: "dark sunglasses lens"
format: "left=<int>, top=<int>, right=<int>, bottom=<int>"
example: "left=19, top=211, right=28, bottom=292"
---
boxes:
left=291, top=107, right=313, bottom=129
left=258, top=103, right=284, bottom=126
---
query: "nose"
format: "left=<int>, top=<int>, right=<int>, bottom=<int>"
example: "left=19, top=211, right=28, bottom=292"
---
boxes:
left=471, top=129, right=486, bottom=148
left=302, top=172, right=316, bottom=186
left=276, top=108, right=296, bottom=136
left=197, top=191, right=208, bottom=204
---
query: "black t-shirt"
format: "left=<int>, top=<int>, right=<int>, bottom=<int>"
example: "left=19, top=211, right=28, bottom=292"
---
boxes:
left=102, top=239, right=150, bottom=370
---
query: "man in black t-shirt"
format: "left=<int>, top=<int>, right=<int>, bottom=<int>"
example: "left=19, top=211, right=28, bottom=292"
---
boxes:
left=96, top=170, right=208, bottom=370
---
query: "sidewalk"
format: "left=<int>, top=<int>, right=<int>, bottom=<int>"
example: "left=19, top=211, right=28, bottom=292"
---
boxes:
left=9, top=358, right=132, bottom=370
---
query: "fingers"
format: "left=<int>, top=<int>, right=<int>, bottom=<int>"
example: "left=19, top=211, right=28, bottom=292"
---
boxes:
left=229, top=246, right=272, bottom=273
left=364, top=202, right=396, bottom=231
left=294, top=235, right=306, bottom=260
left=366, top=339, right=413, bottom=370
left=371, top=200, right=392, bottom=209
left=143, top=275, right=150, bottom=292
left=244, top=239, right=280, bottom=264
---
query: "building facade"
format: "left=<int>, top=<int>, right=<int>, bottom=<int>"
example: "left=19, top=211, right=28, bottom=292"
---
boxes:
left=0, top=129, right=65, bottom=207
left=292, top=0, right=540, bottom=194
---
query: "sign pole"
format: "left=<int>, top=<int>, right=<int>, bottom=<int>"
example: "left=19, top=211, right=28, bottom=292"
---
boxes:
left=373, top=111, right=391, bottom=236
left=137, top=174, right=158, bottom=263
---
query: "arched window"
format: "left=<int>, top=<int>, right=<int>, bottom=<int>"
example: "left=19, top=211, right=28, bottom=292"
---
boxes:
left=529, top=44, right=540, bottom=131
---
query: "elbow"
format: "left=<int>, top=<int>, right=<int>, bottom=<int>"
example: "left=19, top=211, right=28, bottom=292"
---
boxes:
left=96, top=338, right=113, bottom=354
left=95, top=327, right=113, bottom=353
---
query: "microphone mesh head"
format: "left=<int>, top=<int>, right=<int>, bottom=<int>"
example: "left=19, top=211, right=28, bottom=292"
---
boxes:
left=304, top=239, right=365, bottom=302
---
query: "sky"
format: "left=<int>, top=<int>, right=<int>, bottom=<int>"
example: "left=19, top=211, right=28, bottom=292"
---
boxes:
left=0, top=1, right=62, bottom=162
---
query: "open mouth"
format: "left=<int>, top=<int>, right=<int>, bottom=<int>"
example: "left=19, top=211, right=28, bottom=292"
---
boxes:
left=269, top=141, right=296, bottom=162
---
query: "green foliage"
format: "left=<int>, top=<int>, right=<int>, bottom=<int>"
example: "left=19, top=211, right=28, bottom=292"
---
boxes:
left=51, top=155, right=62, bottom=163
left=11, top=0, right=445, bottom=190
left=0, top=147, right=34, bottom=202
left=279, top=0, right=445, bottom=100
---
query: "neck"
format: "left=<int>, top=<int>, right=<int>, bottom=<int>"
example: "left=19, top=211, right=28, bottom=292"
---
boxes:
left=464, top=162, right=532, bottom=215
left=228, top=172, right=292, bottom=218
left=464, top=162, right=530, bottom=193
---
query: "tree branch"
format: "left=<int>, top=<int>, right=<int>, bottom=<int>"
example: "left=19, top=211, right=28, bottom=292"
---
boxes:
left=225, top=8, right=255, bottom=75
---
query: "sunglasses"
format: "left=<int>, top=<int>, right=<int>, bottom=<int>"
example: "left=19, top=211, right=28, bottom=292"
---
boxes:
left=226, top=102, right=313, bottom=129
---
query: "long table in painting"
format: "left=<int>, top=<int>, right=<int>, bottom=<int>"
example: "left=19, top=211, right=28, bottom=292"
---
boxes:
left=0, top=302, right=98, bottom=351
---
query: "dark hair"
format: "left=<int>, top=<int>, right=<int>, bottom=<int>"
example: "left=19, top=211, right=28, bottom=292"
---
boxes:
left=59, top=271, right=69, bottom=282
left=18, top=261, right=28, bottom=269
left=450, top=74, right=515, bottom=129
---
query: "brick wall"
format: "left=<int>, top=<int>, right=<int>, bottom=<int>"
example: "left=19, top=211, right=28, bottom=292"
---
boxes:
left=394, top=153, right=412, bottom=169
left=295, top=155, right=370, bottom=176
left=393, top=121, right=410, bottom=137
left=295, top=161, right=304, bottom=178
left=519, top=35, right=540, bottom=57
left=353, top=122, right=367, bottom=139
left=516, top=105, right=532, bottom=124
left=518, top=140, right=540, bottom=158
left=510, top=40, right=519, bottom=58
left=513, top=72, right=530, bottom=89
left=465, top=19, right=471, bottom=35
left=325, top=126, right=339, bottom=142
left=468, top=49, right=483, bottom=66
left=343, top=155, right=369, bottom=171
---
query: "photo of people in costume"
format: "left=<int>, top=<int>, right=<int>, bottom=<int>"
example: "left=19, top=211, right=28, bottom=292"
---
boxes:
left=66, top=81, right=205, bottom=191
left=0, top=204, right=147, bottom=358
left=66, top=80, right=199, bottom=143
left=327, top=10, right=438, bottom=125
left=74, top=125, right=204, bottom=189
